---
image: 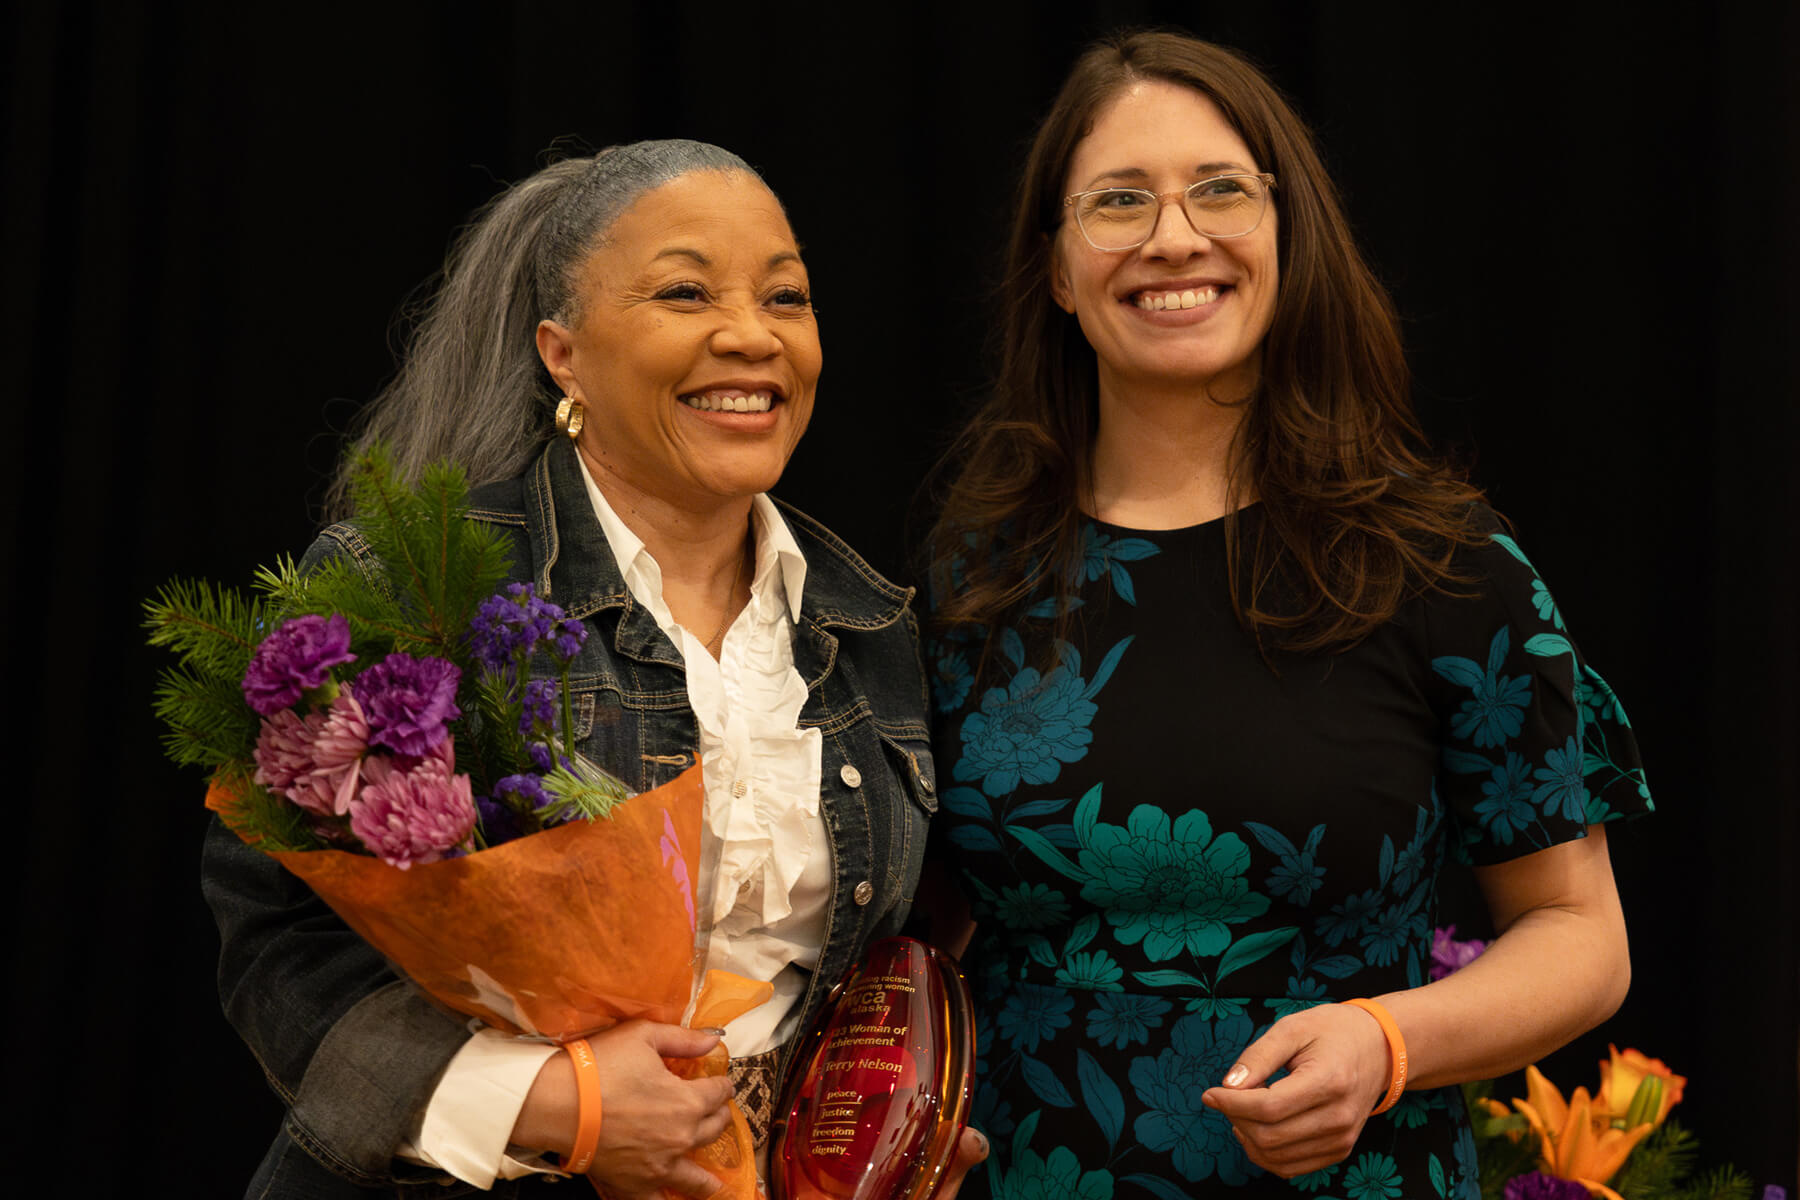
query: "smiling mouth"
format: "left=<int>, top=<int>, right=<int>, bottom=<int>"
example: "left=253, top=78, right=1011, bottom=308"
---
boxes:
left=1132, top=286, right=1223, bottom=311
left=679, top=389, right=776, bottom=413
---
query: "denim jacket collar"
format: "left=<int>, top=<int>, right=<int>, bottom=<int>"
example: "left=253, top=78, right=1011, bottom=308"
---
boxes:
left=469, top=439, right=913, bottom=684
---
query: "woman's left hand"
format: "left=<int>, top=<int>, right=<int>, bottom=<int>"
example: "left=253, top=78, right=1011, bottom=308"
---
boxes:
left=1199, top=1002, right=1392, bottom=1177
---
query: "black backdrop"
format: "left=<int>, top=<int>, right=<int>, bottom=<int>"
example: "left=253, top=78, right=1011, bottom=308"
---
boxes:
left=5, top=2, right=1795, bottom=1193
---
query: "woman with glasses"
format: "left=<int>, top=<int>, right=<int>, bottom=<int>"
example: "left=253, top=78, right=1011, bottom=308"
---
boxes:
left=924, top=33, right=1649, bottom=1199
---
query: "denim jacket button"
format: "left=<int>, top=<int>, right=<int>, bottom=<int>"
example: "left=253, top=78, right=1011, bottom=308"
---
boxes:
left=853, top=880, right=874, bottom=905
left=840, top=764, right=863, bottom=788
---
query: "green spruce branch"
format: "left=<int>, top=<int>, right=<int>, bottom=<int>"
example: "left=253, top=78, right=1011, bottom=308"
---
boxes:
left=153, top=667, right=262, bottom=768
left=343, top=447, right=511, bottom=659
left=208, top=765, right=324, bottom=853
left=142, top=578, right=268, bottom=679
left=540, top=759, right=631, bottom=825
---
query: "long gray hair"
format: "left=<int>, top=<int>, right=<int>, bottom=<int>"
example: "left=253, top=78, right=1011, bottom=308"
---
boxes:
left=325, top=139, right=757, bottom=518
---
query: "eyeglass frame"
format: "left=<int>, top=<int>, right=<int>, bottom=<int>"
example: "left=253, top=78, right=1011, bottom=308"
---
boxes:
left=1061, top=172, right=1279, bottom=251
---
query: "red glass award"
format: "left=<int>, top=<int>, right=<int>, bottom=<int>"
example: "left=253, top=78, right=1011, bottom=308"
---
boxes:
left=769, top=936, right=976, bottom=1200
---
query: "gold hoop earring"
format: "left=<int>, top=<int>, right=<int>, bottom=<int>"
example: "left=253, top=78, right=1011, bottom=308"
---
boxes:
left=555, top=396, right=586, bottom=439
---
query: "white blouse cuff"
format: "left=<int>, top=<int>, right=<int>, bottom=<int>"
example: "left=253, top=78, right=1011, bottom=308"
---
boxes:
left=401, top=1027, right=562, bottom=1188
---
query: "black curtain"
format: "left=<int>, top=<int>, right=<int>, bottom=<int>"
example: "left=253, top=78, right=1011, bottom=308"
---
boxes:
left=5, top=2, right=1794, bottom=1192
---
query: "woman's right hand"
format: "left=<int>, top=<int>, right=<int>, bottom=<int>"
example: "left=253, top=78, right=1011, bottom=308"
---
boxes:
left=512, top=1020, right=736, bottom=1199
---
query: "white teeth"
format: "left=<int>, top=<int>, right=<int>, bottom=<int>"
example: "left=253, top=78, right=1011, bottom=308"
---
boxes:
left=681, top=391, right=774, bottom=413
left=1135, top=286, right=1221, bottom=310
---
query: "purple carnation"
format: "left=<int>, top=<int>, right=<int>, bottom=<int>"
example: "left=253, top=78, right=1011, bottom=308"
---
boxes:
left=1504, top=1174, right=1590, bottom=1200
left=242, top=613, right=356, bottom=715
left=355, top=652, right=462, bottom=757
left=349, top=752, right=476, bottom=869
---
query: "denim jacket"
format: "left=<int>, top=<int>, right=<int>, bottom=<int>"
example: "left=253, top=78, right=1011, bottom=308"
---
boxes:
left=203, top=439, right=937, bottom=1195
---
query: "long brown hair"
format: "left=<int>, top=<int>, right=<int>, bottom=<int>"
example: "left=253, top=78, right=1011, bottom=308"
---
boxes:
left=927, top=31, right=1485, bottom=656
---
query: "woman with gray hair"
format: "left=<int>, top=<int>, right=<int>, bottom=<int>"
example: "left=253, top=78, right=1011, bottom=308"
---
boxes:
left=204, top=140, right=972, bottom=1197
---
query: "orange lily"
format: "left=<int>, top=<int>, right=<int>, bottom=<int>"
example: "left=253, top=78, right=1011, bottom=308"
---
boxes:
left=1512, top=1065, right=1655, bottom=1200
left=1596, top=1045, right=1686, bottom=1127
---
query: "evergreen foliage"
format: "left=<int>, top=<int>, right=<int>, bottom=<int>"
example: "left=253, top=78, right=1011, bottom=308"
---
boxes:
left=147, top=444, right=520, bottom=850
left=540, top=760, right=631, bottom=825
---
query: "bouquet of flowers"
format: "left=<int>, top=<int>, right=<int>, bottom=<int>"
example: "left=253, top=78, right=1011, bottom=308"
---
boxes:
left=1433, top=930, right=1758, bottom=1200
left=148, top=448, right=768, bottom=1196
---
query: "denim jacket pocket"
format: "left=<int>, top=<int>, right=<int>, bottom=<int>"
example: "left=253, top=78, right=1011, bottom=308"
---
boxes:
left=876, top=727, right=939, bottom=820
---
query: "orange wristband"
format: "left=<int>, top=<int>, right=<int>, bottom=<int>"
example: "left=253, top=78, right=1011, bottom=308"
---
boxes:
left=563, top=1038, right=602, bottom=1175
left=1342, top=998, right=1407, bottom=1115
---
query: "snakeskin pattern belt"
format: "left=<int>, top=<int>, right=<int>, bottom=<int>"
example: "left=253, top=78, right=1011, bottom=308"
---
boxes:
left=727, top=1044, right=784, bottom=1150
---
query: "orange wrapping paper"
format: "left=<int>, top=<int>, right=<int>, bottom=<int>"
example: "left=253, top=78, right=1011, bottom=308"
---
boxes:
left=208, top=763, right=771, bottom=1199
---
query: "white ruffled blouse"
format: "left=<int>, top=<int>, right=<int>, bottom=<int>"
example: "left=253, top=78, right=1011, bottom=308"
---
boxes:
left=402, top=460, right=831, bottom=1187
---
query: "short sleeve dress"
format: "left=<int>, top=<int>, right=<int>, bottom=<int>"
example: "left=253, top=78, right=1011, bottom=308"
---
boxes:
left=926, top=508, right=1651, bottom=1200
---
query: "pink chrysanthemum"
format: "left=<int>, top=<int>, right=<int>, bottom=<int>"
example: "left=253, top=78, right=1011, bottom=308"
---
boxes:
left=287, top=689, right=370, bottom=816
left=349, top=751, right=476, bottom=869
left=253, top=708, right=332, bottom=813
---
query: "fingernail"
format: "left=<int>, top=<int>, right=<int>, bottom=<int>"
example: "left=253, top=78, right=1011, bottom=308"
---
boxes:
left=700, top=1026, right=728, bottom=1037
left=975, top=1131, right=989, bottom=1157
left=1224, top=1064, right=1249, bottom=1087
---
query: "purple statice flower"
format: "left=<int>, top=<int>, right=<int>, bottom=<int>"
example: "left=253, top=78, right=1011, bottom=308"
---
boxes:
left=1503, top=1173, right=1590, bottom=1200
left=1430, top=925, right=1489, bottom=980
left=355, top=652, right=462, bottom=757
left=551, top=614, right=586, bottom=663
left=475, top=794, right=524, bottom=846
left=526, top=744, right=576, bottom=774
left=492, top=772, right=553, bottom=813
left=519, top=678, right=559, bottom=740
left=349, top=751, right=476, bottom=869
left=242, top=613, right=356, bottom=715
left=467, top=582, right=584, bottom=673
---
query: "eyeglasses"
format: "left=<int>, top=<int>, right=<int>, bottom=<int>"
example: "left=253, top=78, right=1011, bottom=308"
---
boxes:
left=1062, top=172, right=1277, bottom=251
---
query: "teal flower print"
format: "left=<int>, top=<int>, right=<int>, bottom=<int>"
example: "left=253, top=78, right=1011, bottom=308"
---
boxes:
left=932, top=647, right=974, bottom=713
left=1316, top=887, right=1383, bottom=946
left=973, top=1090, right=1016, bottom=1140
left=1289, top=1162, right=1341, bottom=1193
left=1451, top=1119, right=1481, bottom=1200
left=1360, top=903, right=1414, bottom=967
left=1533, top=735, right=1588, bottom=822
left=1269, top=976, right=1331, bottom=1018
left=994, top=1140, right=1114, bottom=1200
left=1386, top=1089, right=1434, bottom=1130
left=955, top=638, right=1130, bottom=797
left=1056, top=950, right=1125, bottom=991
left=1086, top=992, right=1171, bottom=1048
left=1077, top=806, right=1269, bottom=960
left=1344, top=1151, right=1404, bottom=1200
left=1531, top=578, right=1565, bottom=629
left=956, top=666, right=1098, bottom=796
left=1434, top=626, right=1533, bottom=748
left=996, top=982, right=1074, bottom=1053
left=1077, top=524, right=1161, bottom=605
left=1475, top=752, right=1534, bottom=845
left=1244, top=820, right=1327, bottom=905
left=993, top=882, right=1071, bottom=930
left=1130, top=1013, right=1253, bottom=1184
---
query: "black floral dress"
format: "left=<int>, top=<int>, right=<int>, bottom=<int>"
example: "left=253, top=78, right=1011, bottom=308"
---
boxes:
left=927, top=509, right=1651, bottom=1200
